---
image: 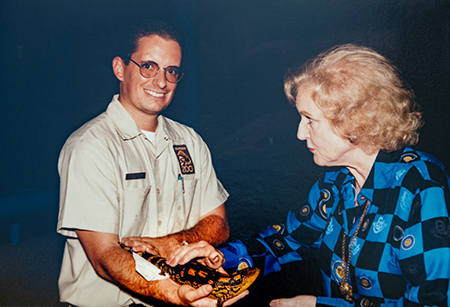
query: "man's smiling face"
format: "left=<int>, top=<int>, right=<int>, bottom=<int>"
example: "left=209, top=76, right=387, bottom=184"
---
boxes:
left=114, top=35, right=182, bottom=127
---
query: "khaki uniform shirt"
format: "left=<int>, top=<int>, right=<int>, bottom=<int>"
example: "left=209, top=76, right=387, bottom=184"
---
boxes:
left=57, top=95, right=228, bottom=306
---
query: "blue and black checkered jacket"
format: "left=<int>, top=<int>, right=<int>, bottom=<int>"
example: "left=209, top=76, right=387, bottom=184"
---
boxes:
left=221, top=148, right=450, bottom=306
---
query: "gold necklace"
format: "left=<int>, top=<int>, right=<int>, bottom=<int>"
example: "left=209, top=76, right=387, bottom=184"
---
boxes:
left=339, top=199, right=369, bottom=303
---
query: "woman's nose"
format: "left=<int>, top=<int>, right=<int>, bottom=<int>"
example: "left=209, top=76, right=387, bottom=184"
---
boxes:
left=297, top=121, right=308, bottom=140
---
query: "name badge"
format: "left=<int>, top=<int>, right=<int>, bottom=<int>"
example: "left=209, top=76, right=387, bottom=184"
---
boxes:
left=126, top=172, right=146, bottom=180
left=173, top=145, right=195, bottom=175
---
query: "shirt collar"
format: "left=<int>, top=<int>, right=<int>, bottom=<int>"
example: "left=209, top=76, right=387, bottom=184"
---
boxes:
left=358, top=148, right=408, bottom=205
left=106, top=95, right=142, bottom=140
left=106, top=95, right=187, bottom=144
left=155, top=115, right=186, bottom=143
left=336, top=148, right=408, bottom=206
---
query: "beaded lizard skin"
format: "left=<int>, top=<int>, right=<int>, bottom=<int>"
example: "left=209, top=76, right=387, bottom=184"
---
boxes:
left=120, top=243, right=259, bottom=307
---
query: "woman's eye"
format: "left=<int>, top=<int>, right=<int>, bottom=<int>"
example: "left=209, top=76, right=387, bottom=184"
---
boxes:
left=301, top=116, right=312, bottom=124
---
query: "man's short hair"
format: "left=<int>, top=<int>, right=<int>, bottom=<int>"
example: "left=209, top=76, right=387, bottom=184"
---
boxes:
left=118, top=19, right=185, bottom=65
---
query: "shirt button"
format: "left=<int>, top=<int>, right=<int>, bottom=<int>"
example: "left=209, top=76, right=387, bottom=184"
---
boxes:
left=157, top=189, right=160, bottom=194
left=359, top=196, right=366, bottom=201
left=164, top=137, right=169, bottom=141
left=158, top=220, right=162, bottom=226
left=177, top=206, right=181, bottom=211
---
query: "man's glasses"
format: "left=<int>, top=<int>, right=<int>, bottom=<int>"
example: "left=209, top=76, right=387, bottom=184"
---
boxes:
left=130, top=59, right=184, bottom=83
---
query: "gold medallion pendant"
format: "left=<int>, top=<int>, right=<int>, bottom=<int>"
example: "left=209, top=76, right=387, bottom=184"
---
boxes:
left=336, top=262, right=346, bottom=279
left=338, top=199, right=370, bottom=303
left=339, top=280, right=354, bottom=302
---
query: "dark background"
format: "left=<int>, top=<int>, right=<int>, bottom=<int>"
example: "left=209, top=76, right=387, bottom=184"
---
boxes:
left=0, top=0, right=449, bottom=306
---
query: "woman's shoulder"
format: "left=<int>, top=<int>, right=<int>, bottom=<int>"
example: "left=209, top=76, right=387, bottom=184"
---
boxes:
left=399, top=148, right=449, bottom=190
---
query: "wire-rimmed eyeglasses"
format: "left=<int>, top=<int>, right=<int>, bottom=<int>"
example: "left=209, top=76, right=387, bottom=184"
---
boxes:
left=130, top=59, right=184, bottom=83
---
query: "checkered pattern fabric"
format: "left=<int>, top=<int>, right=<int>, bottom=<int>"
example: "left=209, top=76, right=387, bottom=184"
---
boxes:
left=220, top=148, right=450, bottom=306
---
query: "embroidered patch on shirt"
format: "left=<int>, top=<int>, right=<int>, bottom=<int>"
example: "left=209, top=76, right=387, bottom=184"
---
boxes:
left=126, top=172, right=146, bottom=180
left=173, top=145, right=195, bottom=175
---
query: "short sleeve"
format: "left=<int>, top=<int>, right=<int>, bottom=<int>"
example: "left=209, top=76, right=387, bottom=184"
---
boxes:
left=57, top=139, right=120, bottom=237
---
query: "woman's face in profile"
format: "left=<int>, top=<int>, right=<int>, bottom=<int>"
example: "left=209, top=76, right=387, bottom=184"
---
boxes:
left=295, top=92, right=356, bottom=168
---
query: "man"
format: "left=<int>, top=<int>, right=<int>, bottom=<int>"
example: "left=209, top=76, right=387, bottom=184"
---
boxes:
left=57, top=20, right=234, bottom=307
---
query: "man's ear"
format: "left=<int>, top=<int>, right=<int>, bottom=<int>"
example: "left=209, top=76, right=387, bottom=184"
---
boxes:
left=112, top=56, right=125, bottom=81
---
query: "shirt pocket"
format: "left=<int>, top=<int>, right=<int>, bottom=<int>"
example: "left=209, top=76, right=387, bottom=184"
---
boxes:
left=167, top=176, right=199, bottom=232
left=119, top=176, right=151, bottom=238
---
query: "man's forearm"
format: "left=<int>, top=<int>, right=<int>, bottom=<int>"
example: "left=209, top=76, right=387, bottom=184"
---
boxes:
left=98, top=245, right=187, bottom=305
left=121, top=205, right=229, bottom=259
left=174, top=213, right=229, bottom=246
left=149, top=213, right=229, bottom=258
left=77, top=231, right=186, bottom=305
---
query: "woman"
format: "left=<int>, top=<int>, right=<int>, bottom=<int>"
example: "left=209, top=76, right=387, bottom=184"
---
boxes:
left=158, top=44, right=450, bottom=306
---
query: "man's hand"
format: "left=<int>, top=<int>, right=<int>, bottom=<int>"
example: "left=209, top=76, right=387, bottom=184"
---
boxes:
left=269, top=295, right=317, bottom=307
left=166, top=240, right=225, bottom=270
left=179, top=284, right=249, bottom=307
left=168, top=241, right=249, bottom=306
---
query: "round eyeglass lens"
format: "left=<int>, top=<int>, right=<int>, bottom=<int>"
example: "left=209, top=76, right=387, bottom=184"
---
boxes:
left=140, top=63, right=158, bottom=78
left=165, top=68, right=181, bottom=83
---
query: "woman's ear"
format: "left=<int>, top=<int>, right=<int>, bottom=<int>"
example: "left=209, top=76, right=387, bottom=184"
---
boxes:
left=112, top=56, right=125, bottom=81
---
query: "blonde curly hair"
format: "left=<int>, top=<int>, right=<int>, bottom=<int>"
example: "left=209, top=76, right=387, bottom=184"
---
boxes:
left=284, top=44, right=423, bottom=153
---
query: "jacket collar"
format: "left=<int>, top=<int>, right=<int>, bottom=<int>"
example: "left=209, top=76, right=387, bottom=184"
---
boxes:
left=334, top=148, right=409, bottom=208
left=353, top=148, right=411, bottom=211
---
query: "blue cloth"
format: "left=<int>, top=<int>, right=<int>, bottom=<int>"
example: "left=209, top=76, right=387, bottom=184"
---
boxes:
left=221, top=148, right=450, bottom=306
